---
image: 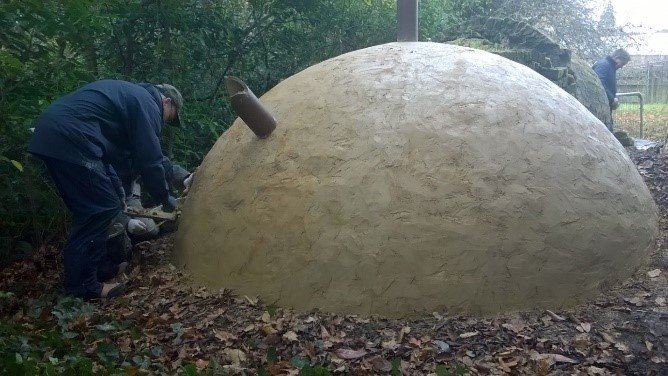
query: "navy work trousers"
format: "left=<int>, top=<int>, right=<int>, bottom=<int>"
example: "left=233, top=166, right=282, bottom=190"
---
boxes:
left=41, top=157, right=123, bottom=298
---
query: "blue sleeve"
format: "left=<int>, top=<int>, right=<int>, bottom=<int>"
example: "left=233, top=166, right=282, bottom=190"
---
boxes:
left=593, top=62, right=615, bottom=104
left=127, top=94, right=170, bottom=204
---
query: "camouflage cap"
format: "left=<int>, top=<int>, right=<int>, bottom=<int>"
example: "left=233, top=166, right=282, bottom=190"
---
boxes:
left=155, top=84, right=183, bottom=126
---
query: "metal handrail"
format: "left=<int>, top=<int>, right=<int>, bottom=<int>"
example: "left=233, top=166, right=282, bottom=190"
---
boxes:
left=616, top=92, right=644, bottom=138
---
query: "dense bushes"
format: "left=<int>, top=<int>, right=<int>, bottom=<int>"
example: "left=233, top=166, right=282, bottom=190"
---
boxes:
left=0, top=0, right=404, bottom=263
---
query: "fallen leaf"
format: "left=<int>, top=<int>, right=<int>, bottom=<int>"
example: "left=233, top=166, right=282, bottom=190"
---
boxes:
left=334, top=348, right=367, bottom=359
left=320, top=325, right=330, bottom=339
left=304, top=316, right=317, bottom=323
left=573, top=333, right=591, bottom=351
left=369, top=357, right=392, bottom=372
left=647, top=269, right=661, bottom=278
left=243, top=296, right=258, bottom=305
left=459, top=331, right=479, bottom=339
left=576, top=322, right=591, bottom=333
left=587, top=365, right=606, bottom=375
left=530, top=351, right=578, bottom=364
left=600, top=332, right=616, bottom=344
left=381, top=339, right=398, bottom=350
left=623, top=297, right=643, bottom=306
left=261, top=312, right=271, bottom=323
left=213, top=329, right=237, bottom=342
left=223, top=349, right=247, bottom=366
left=262, top=325, right=277, bottom=336
left=645, top=340, right=653, bottom=351
left=266, top=360, right=292, bottom=375
left=176, top=346, right=187, bottom=361
left=195, top=359, right=209, bottom=371
left=283, top=331, right=298, bottom=342
left=329, top=335, right=344, bottom=344
left=125, top=365, right=138, bottom=376
left=502, top=321, right=525, bottom=333
left=498, top=356, right=519, bottom=373
left=398, top=326, right=411, bottom=342
left=432, top=340, right=450, bottom=354
left=552, top=354, right=578, bottom=364
left=655, top=297, right=666, bottom=307
left=545, top=310, right=566, bottom=321
left=651, top=355, right=665, bottom=363
left=615, top=342, right=629, bottom=353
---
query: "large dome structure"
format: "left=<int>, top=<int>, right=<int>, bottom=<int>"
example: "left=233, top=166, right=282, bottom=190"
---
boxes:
left=174, top=42, right=657, bottom=316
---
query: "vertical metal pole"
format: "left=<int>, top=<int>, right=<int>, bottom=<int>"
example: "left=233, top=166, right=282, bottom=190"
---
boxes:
left=639, top=93, right=644, bottom=139
left=397, top=0, right=418, bottom=42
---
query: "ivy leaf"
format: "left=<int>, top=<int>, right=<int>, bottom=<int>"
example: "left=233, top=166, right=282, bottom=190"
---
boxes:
left=95, top=322, right=116, bottom=332
left=11, top=160, right=23, bottom=172
left=0, top=156, right=23, bottom=172
left=290, top=356, right=309, bottom=369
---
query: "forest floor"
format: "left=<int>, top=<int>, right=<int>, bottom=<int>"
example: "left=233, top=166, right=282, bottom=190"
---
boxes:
left=1, top=149, right=667, bottom=375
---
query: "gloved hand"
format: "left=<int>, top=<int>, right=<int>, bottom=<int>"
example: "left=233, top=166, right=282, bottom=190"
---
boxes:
left=127, top=218, right=148, bottom=235
left=183, top=173, right=194, bottom=191
left=125, top=194, right=142, bottom=209
left=162, top=195, right=177, bottom=213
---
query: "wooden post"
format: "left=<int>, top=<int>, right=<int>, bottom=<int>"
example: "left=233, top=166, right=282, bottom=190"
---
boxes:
left=397, top=0, right=418, bottom=42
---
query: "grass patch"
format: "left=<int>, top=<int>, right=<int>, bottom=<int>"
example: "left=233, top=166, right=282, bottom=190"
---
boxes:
left=614, top=102, right=668, bottom=140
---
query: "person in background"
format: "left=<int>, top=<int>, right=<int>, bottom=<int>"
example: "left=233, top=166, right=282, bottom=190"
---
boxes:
left=28, top=80, right=184, bottom=299
left=592, top=48, right=631, bottom=130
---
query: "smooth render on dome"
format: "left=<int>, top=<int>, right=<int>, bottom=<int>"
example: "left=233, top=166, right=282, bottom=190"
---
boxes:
left=174, top=42, right=658, bottom=316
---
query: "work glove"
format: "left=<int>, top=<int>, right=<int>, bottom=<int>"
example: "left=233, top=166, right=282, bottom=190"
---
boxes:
left=183, top=173, right=194, bottom=193
left=127, top=218, right=148, bottom=235
left=162, top=195, right=177, bottom=213
left=125, top=194, right=142, bottom=209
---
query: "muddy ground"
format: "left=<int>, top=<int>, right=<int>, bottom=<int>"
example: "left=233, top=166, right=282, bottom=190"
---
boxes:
left=1, top=149, right=666, bottom=375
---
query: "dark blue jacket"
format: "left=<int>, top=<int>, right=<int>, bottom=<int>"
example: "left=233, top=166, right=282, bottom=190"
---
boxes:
left=28, top=80, right=169, bottom=203
left=592, top=56, right=617, bottom=106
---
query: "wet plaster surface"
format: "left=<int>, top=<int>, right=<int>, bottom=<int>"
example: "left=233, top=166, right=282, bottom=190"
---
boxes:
left=174, top=42, right=658, bottom=316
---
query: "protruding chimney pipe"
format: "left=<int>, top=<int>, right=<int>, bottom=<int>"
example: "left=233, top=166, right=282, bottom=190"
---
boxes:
left=225, top=76, right=277, bottom=139
left=397, top=0, right=418, bottom=42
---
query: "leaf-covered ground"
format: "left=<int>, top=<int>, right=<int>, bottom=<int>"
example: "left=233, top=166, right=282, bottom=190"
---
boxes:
left=1, top=150, right=667, bottom=376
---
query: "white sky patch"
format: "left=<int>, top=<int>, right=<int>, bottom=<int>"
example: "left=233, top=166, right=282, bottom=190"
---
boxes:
left=609, top=0, right=668, bottom=31
left=593, top=0, right=668, bottom=54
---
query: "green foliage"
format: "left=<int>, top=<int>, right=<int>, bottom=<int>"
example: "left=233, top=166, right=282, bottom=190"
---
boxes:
left=435, top=363, right=469, bottom=376
left=0, top=295, right=120, bottom=375
left=288, top=355, right=331, bottom=375
left=391, top=357, right=401, bottom=375
left=0, top=292, right=223, bottom=375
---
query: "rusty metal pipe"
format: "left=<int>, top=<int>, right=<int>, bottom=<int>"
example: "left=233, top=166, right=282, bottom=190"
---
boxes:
left=225, top=76, right=277, bottom=138
left=397, top=0, right=418, bottom=42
